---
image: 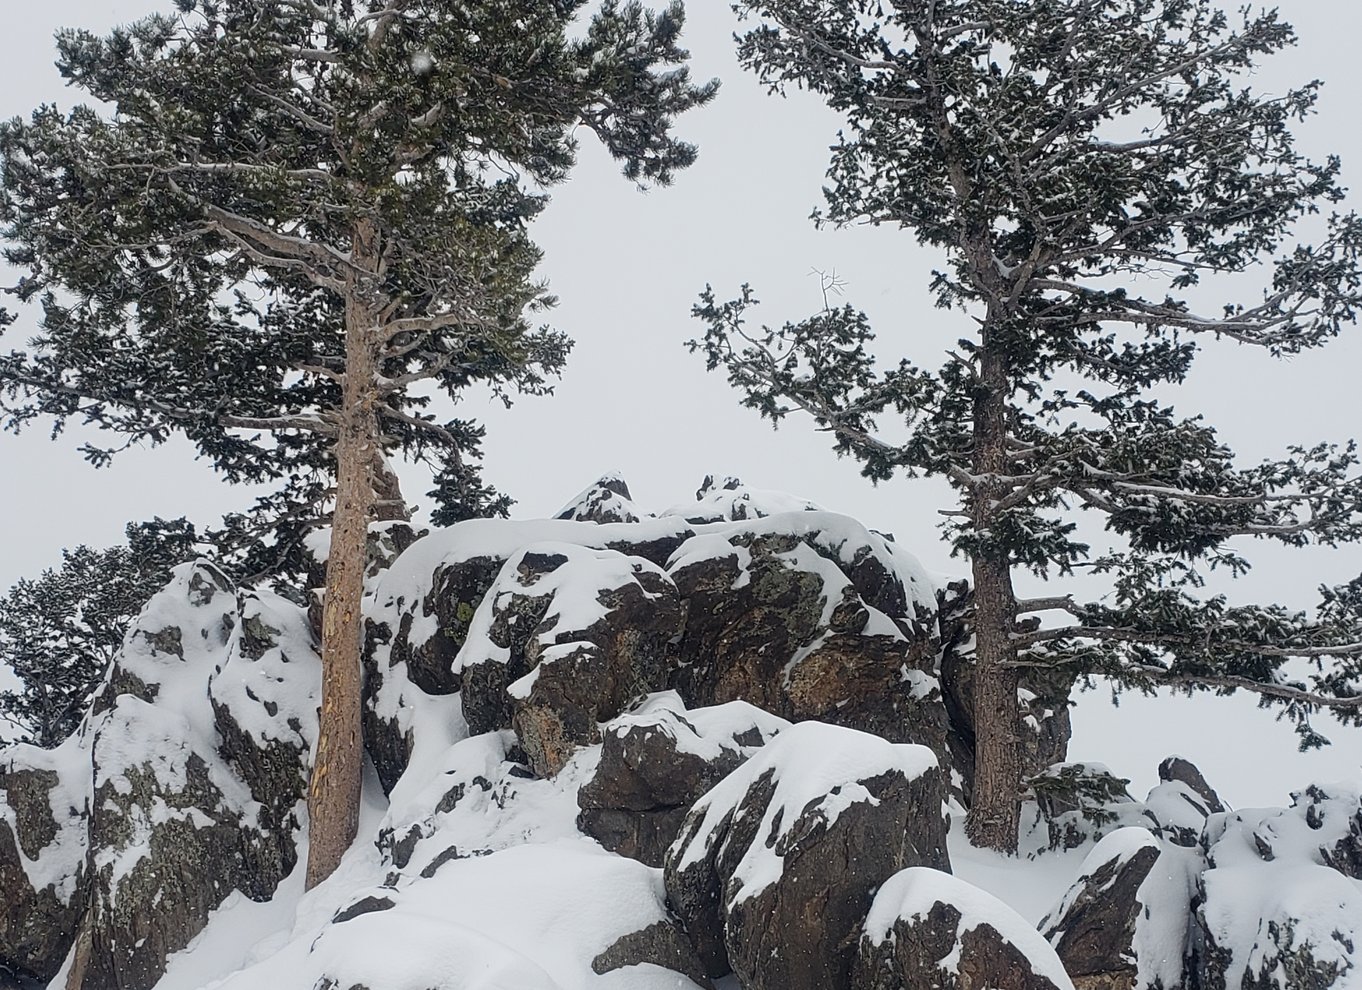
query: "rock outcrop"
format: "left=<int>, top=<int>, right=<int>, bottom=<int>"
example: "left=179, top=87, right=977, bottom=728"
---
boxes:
left=667, top=515, right=948, bottom=765
left=555, top=472, right=648, bottom=524
left=0, top=563, right=319, bottom=990
left=577, top=693, right=787, bottom=867
left=665, top=721, right=949, bottom=988
left=1040, top=829, right=1162, bottom=990
left=456, top=543, right=684, bottom=777
left=855, top=868, right=1074, bottom=990
left=0, top=741, right=88, bottom=985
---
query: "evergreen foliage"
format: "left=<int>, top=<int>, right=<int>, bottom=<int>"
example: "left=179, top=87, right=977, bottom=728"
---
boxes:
left=0, top=0, right=715, bottom=885
left=694, top=0, right=1362, bottom=850
left=0, top=0, right=716, bottom=565
left=0, top=518, right=200, bottom=748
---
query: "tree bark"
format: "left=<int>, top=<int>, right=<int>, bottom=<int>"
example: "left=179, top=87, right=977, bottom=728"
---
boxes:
left=305, top=218, right=380, bottom=889
left=964, top=340, right=1022, bottom=854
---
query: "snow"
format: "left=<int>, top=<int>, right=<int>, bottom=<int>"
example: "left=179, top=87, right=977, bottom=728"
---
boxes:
left=660, top=477, right=823, bottom=522
left=864, top=867, right=1075, bottom=989
left=1038, top=826, right=1159, bottom=933
left=0, top=733, right=90, bottom=903
left=676, top=721, right=938, bottom=905
left=1196, top=786, right=1362, bottom=989
left=554, top=472, right=649, bottom=523
left=186, top=736, right=698, bottom=990
left=947, top=815, right=1093, bottom=926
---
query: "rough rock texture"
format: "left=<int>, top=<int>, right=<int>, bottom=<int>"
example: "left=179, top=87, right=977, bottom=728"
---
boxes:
left=1040, top=829, right=1163, bottom=990
left=854, top=869, right=1073, bottom=990
left=665, top=722, right=949, bottom=988
left=577, top=694, right=788, bottom=866
left=1159, top=755, right=1226, bottom=814
left=0, top=743, right=88, bottom=985
left=592, top=920, right=713, bottom=988
left=361, top=512, right=698, bottom=793
left=556, top=473, right=648, bottom=524
left=455, top=543, right=684, bottom=777
left=72, top=564, right=318, bottom=990
left=667, top=517, right=947, bottom=766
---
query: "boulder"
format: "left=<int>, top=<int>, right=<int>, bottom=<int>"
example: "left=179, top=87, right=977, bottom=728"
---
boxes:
left=0, top=740, right=89, bottom=985
left=592, top=920, right=713, bottom=988
left=1158, top=756, right=1226, bottom=814
left=577, top=693, right=788, bottom=866
left=1136, top=756, right=1229, bottom=847
left=1194, top=789, right=1362, bottom=990
left=555, top=473, right=648, bottom=524
left=665, top=721, right=948, bottom=988
left=854, top=868, right=1074, bottom=990
left=667, top=514, right=948, bottom=764
left=362, top=515, right=697, bottom=792
left=1039, top=828, right=1162, bottom=990
left=455, top=543, right=683, bottom=777
left=72, top=563, right=318, bottom=990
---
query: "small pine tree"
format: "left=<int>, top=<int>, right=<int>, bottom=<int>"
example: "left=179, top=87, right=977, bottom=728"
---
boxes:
left=0, top=0, right=715, bottom=885
left=0, top=519, right=200, bottom=748
left=694, top=0, right=1362, bottom=852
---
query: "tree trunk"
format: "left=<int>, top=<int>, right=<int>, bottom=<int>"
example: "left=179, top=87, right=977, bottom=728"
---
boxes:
left=305, top=218, right=381, bottom=889
left=964, top=341, right=1022, bottom=854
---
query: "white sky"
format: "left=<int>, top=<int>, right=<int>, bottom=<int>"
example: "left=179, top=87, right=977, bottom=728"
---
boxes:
left=1, top=1, right=1360, bottom=808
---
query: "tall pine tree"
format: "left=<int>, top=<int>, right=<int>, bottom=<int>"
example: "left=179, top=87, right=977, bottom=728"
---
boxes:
left=0, top=0, right=715, bottom=884
left=694, top=0, right=1362, bottom=852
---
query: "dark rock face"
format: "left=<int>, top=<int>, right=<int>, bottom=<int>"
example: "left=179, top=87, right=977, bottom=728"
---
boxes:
left=1040, top=830, right=1162, bottom=990
left=1159, top=756, right=1226, bottom=815
left=363, top=552, right=504, bottom=793
left=555, top=473, right=647, bottom=524
left=664, top=722, right=949, bottom=989
left=458, top=544, right=684, bottom=777
left=667, top=522, right=949, bottom=770
left=854, top=871, right=1071, bottom=990
left=577, top=697, right=787, bottom=867
left=73, top=564, right=317, bottom=990
left=0, top=751, right=88, bottom=985
left=592, top=920, right=714, bottom=988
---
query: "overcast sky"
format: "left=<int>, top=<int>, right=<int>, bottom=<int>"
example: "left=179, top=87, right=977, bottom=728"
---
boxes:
left=2, top=1, right=1360, bottom=807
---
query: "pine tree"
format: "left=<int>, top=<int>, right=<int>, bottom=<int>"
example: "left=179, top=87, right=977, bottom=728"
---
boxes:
left=0, top=519, right=201, bottom=748
left=0, top=0, right=715, bottom=885
left=694, top=0, right=1362, bottom=852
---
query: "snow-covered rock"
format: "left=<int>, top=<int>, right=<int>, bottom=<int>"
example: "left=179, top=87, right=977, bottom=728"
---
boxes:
left=662, top=474, right=825, bottom=523
left=855, top=867, right=1074, bottom=990
left=577, top=692, right=788, bottom=867
left=555, top=472, right=649, bottom=524
left=1196, top=784, right=1362, bottom=990
left=667, top=512, right=946, bottom=763
left=361, top=513, right=698, bottom=792
left=0, top=738, right=89, bottom=985
left=74, top=563, right=319, bottom=990
left=1039, top=828, right=1163, bottom=989
left=456, top=542, right=684, bottom=777
left=0, top=562, right=320, bottom=990
left=665, top=721, right=948, bottom=988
